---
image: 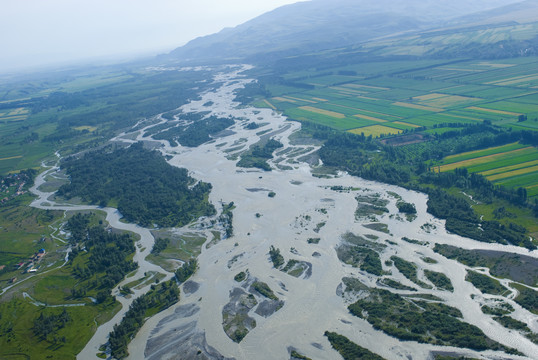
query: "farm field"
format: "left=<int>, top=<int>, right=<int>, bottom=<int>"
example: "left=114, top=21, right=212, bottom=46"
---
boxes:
left=262, top=56, right=538, bottom=198
left=267, top=57, right=538, bottom=138
left=436, top=143, right=538, bottom=199
left=0, top=107, right=29, bottom=123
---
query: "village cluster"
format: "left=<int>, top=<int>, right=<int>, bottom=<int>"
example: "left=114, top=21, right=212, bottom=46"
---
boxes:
left=2, top=247, right=46, bottom=285
left=0, top=173, right=29, bottom=203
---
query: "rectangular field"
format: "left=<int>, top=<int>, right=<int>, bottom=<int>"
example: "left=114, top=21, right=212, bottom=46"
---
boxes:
left=348, top=125, right=402, bottom=137
left=436, top=143, right=538, bottom=198
left=284, top=108, right=374, bottom=130
left=442, top=142, right=526, bottom=164
left=263, top=56, right=538, bottom=147
left=439, top=146, right=535, bottom=170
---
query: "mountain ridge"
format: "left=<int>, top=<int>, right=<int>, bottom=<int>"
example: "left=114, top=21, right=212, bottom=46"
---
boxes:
left=165, top=0, right=531, bottom=63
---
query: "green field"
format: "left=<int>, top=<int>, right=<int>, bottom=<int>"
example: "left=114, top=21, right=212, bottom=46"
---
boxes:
left=268, top=57, right=538, bottom=139
left=435, top=143, right=538, bottom=199
left=260, top=56, right=538, bottom=199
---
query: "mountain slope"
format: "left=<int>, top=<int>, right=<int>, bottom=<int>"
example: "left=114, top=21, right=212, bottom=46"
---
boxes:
left=167, top=0, right=525, bottom=62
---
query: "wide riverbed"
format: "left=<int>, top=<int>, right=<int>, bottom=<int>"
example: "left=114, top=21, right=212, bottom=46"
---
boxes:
left=34, top=65, right=538, bottom=360
left=126, top=66, right=538, bottom=360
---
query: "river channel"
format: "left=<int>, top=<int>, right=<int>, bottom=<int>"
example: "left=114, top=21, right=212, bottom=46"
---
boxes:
left=32, top=65, right=538, bottom=360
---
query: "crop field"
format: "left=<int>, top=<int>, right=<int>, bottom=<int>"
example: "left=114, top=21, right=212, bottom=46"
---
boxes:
left=412, top=93, right=481, bottom=108
left=349, top=125, right=402, bottom=137
left=435, top=143, right=538, bottom=198
left=271, top=57, right=538, bottom=138
left=263, top=56, right=538, bottom=197
left=73, top=125, right=97, bottom=132
left=0, top=107, right=29, bottom=123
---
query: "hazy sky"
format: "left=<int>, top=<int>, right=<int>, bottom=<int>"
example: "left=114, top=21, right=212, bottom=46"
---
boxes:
left=0, top=0, right=301, bottom=73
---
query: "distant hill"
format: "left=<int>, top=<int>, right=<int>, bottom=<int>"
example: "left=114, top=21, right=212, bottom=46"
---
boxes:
left=445, top=0, right=538, bottom=27
left=165, top=0, right=527, bottom=63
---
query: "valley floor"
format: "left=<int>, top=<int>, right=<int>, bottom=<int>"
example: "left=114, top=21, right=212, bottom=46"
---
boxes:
left=75, top=66, right=537, bottom=360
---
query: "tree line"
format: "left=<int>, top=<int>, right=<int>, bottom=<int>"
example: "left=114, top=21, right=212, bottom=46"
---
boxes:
left=108, top=279, right=180, bottom=359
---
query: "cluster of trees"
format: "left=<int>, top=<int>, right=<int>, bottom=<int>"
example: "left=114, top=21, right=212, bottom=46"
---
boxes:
left=252, top=281, right=278, bottom=300
left=43, top=128, right=84, bottom=143
left=152, top=115, right=235, bottom=147
left=58, top=142, right=215, bottom=227
left=337, top=245, right=383, bottom=276
left=69, top=225, right=137, bottom=298
left=348, top=288, right=515, bottom=352
left=237, top=139, right=283, bottom=171
left=434, top=244, right=538, bottom=286
left=245, top=122, right=260, bottom=130
left=324, top=331, right=385, bottom=360
left=234, top=271, right=247, bottom=282
left=31, top=91, right=87, bottom=113
left=466, top=271, right=506, bottom=295
left=33, top=308, right=70, bottom=342
left=424, top=270, right=453, bottom=292
left=390, top=256, right=430, bottom=289
left=219, top=202, right=234, bottom=238
left=175, top=259, right=197, bottom=283
left=65, top=213, right=91, bottom=243
left=108, top=279, right=180, bottom=359
left=151, top=237, right=170, bottom=255
left=432, top=35, right=538, bottom=60
left=511, top=284, right=538, bottom=314
left=86, top=227, right=137, bottom=288
left=233, top=82, right=271, bottom=105
left=427, top=187, right=529, bottom=247
left=269, top=246, right=284, bottom=268
left=396, top=201, right=416, bottom=214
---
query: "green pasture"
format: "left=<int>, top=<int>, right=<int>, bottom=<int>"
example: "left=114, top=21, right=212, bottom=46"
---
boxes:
left=305, top=88, right=354, bottom=100
left=336, top=98, right=432, bottom=118
left=265, top=84, right=305, bottom=97
left=270, top=97, right=310, bottom=108
left=511, top=92, right=538, bottom=105
left=511, top=120, right=538, bottom=130
left=56, top=73, right=133, bottom=93
left=397, top=114, right=471, bottom=128
left=457, top=63, right=538, bottom=85
left=437, top=84, right=493, bottom=95
left=467, top=87, right=532, bottom=100
left=0, top=197, right=63, bottom=273
left=480, top=100, right=538, bottom=115
left=304, top=74, right=362, bottom=86
left=452, top=108, right=517, bottom=123
left=331, top=59, right=447, bottom=76
left=359, top=76, right=449, bottom=92
left=0, top=297, right=119, bottom=360
left=369, top=88, right=425, bottom=101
